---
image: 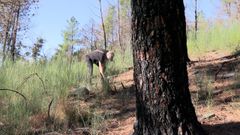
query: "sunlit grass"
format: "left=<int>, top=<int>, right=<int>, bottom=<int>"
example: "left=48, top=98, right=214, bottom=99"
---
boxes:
left=1, top=20, right=240, bottom=134
left=188, top=21, right=240, bottom=59
left=0, top=47, right=133, bottom=134
left=0, top=58, right=88, bottom=134
left=106, top=46, right=133, bottom=76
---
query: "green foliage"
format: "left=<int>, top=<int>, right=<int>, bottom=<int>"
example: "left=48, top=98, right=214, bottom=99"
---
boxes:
left=105, top=5, right=116, bottom=36
left=32, top=37, right=45, bottom=60
left=57, top=16, right=80, bottom=57
left=106, top=46, right=133, bottom=76
left=120, top=0, right=131, bottom=18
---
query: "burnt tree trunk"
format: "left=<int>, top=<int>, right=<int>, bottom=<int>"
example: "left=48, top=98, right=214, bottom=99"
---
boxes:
left=131, top=0, right=206, bottom=135
left=194, top=0, right=198, bottom=40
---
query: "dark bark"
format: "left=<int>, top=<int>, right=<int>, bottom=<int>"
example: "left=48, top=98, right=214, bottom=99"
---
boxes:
left=131, top=0, right=206, bottom=135
left=2, top=21, right=10, bottom=64
left=195, top=0, right=198, bottom=40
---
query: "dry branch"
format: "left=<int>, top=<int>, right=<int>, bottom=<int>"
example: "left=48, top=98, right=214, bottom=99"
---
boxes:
left=0, top=88, right=27, bottom=101
left=121, top=82, right=126, bottom=89
left=214, top=62, right=227, bottom=80
left=16, top=73, right=46, bottom=93
left=47, top=98, right=54, bottom=123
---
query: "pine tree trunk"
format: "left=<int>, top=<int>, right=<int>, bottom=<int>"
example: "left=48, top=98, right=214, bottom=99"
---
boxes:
left=11, top=4, right=20, bottom=62
left=117, top=0, right=123, bottom=50
left=195, top=0, right=198, bottom=40
left=2, top=5, right=14, bottom=63
left=99, top=0, right=107, bottom=50
left=2, top=21, right=10, bottom=64
left=131, top=0, right=206, bottom=134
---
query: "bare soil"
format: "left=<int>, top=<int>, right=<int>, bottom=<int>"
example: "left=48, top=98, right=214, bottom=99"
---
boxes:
left=102, top=51, right=240, bottom=135
left=29, top=51, right=240, bottom=135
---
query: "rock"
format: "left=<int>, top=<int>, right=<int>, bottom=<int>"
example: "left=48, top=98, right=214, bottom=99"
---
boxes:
left=73, top=127, right=91, bottom=135
left=212, top=90, right=223, bottom=96
left=44, top=132, right=62, bottom=135
left=221, top=72, right=235, bottom=79
left=0, top=121, right=4, bottom=126
left=68, top=87, right=90, bottom=100
left=201, top=113, right=216, bottom=120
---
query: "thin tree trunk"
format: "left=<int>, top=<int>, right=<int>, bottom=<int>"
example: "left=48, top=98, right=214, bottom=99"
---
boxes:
left=118, top=0, right=125, bottom=60
left=225, top=2, right=231, bottom=17
left=11, top=4, right=20, bottom=62
left=6, top=16, right=15, bottom=58
left=237, top=1, right=240, bottom=20
left=195, top=0, right=198, bottom=40
left=90, top=23, right=95, bottom=51
left=69, top=29, right=74, bottom=68
left=99, top=0, right=107, bottom=50
left=2, top=4, right=14, bottom=64
left=132, top=0, right=206, bottom=134
left=2, top=21, right=10, bottom=64
left=118, top=0, right=123, bottom=50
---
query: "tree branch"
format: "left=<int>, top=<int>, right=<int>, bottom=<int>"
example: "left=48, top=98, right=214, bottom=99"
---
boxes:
left=0, top=88, right=27, bottom=101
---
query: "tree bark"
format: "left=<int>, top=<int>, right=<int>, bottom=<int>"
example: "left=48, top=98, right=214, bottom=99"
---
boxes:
left=2, top=20, right=10, bottom=64
left=2, top=3, right=14, bottom=64
left=11, top=4, right=20, bottom=62
left=195, top=0, right=198, bottom=40
left=117, top=0, right=123, bottom=50
left=131, top=0, right=206, bottom=135
left=90, top=22, right=95, bottom=51
left=99, top=0, right=107, bottom=50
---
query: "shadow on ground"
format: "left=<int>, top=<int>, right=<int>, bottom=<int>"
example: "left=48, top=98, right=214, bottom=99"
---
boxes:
left=100, top=84, right=136, bottom=120
left=189, top=53, right=240, bottom=105
left=204, top=122, right=240, bottom=135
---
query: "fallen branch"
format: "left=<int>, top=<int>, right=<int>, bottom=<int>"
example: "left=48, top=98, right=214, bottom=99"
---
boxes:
left=47, top=98, right=54, bottom=124
left=35, top=73, right=47, bottom=92
left=121, top=82, right=126, bottom=90
left=113, top=85, right=117, bottom=91
left=214, top=62, right=227, bottom=80
left=0, top=88, right=27, bottom=101
left=16, top=73, right=47, bottom=93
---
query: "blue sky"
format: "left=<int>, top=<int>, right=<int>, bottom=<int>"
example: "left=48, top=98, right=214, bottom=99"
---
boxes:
left=184, top=0, right=221, bottom=22
left=24, top=0, right=221, bottom=57
left=25, top=0, right=112, bottom=57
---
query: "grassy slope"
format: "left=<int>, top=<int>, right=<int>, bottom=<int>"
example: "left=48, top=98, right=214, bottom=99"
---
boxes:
left=1, top=21, right=240, bottom=134
left=0, top=47, right=133, bottom=134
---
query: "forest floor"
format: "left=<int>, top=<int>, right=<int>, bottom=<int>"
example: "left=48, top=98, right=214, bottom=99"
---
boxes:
left=40, top=51, right=240, bottom=135
left=98, top=51, right=240, bottom=135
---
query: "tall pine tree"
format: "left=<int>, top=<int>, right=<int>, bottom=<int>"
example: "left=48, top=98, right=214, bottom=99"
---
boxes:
left=132, top=0, right=206, bottom=134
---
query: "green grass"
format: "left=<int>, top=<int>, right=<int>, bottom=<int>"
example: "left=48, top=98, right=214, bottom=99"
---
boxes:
left=1, top=20, right=240, bottom=134
left=106, top=46, right=133, bottom=76
left=0, top=59, right=87, bottom=134
left=0, top=47, right=133, bottom=134
left=193, top=70, right=214, bottom=107
left=188, top=21, right=240, bottom=58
